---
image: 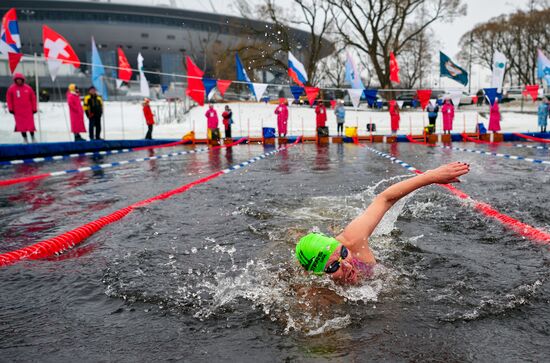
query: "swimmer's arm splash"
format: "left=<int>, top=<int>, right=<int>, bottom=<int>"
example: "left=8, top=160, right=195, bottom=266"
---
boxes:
left=337, top=162, right=469, bottom=248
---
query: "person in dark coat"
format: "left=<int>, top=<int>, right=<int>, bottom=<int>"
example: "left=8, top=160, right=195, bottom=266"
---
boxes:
left=83, top=86, right=104, bottom=140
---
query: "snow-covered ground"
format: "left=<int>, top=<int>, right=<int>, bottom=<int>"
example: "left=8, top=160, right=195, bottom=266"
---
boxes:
left=0, top=101, right=544, bottom=144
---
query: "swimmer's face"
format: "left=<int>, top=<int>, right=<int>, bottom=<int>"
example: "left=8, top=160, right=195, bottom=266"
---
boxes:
left=325, top=245, right=359, bottom=285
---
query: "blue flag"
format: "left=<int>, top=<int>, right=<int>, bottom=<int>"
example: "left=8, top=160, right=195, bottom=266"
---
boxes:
left=235, top=53, right=255, bottom=96
left=290, top=86, right=304, bottom=101
left=483, top=88, right=502, bottom=106
left=440, top=52, right=468, bottom=86
left=363, top=88, right=378, bottom=107
left=91, top=37, right=107, bottom=100
left=202, top=78, right=217, bottom=99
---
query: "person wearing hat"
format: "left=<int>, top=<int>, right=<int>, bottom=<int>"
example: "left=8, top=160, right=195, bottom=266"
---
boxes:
left=274, top=99, right=288, bottom=137
left=295, top=162, right=470, bottom=284
left=142, top=98, right=155, bottom=139
left=6, top=73, right=37, bottom=143
left=67, top=84, right=86, bottom=141
left=83, top=86, right=104, bottom=140
left=334, top=100, right=346, bottom=136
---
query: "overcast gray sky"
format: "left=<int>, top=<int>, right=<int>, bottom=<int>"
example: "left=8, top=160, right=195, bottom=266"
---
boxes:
left=101, top=0, right=531, bottom=57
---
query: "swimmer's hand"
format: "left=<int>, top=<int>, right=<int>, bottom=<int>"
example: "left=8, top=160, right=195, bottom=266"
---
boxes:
left=424, top=162, right=470, bottom=184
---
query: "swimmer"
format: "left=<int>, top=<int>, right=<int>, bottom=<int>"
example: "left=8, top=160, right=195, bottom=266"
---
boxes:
left=296, top=162, right=470, bottom=284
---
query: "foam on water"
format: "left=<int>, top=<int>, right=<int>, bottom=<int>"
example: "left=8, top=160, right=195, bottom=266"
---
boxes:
left=103, top=175, right=416, bottom=335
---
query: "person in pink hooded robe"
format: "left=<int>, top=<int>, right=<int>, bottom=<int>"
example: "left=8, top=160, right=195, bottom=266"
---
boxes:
left=441, top=98, right=455, bottom=134
left=6, top=73, right=37, bottom=143
left=389, top=100, right=400, bottom=135
left=275, top=99, right=289, bottom=137
left=67, top=84, right=86, bottom=141
left=205, top=104, right=219, bottom=130
left=488, top=99, right=501, bottom=132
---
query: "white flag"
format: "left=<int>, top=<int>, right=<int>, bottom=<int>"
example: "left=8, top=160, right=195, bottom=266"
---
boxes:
left=429, top=98, right=437, bottom=106
left=347, top=88, right=363, bottom=109
left=449, top=91, right=462, bottom=109
left=137, top=52, right=150, bottom=97
left=491, top=51, right=507, bottom=93
left=252, top=83, right=268, bottom=102
left=396, top=100, right=405, bottom=109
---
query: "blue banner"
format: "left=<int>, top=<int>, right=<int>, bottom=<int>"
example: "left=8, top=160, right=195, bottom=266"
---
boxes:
left=290, top=86, right=304, bottom=101
left=483, top=88, right=502, bottom=105
left=202, top=78, right=217, bottom=98
left=235, top=53, right=255, bottom=96
left=91, top=37, right=108, bottom=100
left=363, top=88, right=378, bottom=107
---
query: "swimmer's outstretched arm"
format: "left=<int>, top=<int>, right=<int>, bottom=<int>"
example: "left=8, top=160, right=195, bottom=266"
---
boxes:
left=336, top=162, right=470, bottom=250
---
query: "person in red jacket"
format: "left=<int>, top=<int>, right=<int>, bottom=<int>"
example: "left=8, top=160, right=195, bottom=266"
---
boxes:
left=221, top=105, right=233, bottom=139
left=142, top=98, right=155, bottom=139
left=315, top=99, right=327, bottom=129
left=6, top=73, right=37, bottom=143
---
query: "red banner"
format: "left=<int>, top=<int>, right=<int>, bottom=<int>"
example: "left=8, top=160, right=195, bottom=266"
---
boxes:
left=416, top=89, right=432, bottom=110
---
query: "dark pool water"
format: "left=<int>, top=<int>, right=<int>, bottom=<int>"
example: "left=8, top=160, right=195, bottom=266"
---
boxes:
left=1, top=142, right=549, bottom=362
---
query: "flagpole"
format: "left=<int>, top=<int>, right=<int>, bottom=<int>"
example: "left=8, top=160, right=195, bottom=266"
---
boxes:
left=56, top=81, right=71, bottom=141
left=33, top=53, right=43, bottom=142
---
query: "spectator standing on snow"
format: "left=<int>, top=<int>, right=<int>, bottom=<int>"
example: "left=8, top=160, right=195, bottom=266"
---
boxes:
left=315, top=99, right=327, bottom=129
left=205, top=103, right=219, bottom=130
left=83, top=86, right=104, bottom=140
left=334, top=100, right=346, bottom=136
left=222, top=105, right=233, bottom=139
left=537, top=97, right=548, bottom=133
left=426, top=102, right=439, bottom=131
left=389, top=100, right=400, bottom=135
left=488, top=99, right=501, bottom=133
left=6, top=73, right=37, bottom=143
left=142, top=98, right=155, bottom=139
left=441, top=98, right=455, bottom=135
left=67, top=84, right=86, bottom=141
left=274, top=99, right=288, bottom=137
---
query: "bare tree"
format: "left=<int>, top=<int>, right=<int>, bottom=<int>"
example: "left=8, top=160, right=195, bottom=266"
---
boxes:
left=328, top=0, right=466, bottom=89
left=459, top=7, right=550, bottom=86
left=235, top=0, right=335, bottom=85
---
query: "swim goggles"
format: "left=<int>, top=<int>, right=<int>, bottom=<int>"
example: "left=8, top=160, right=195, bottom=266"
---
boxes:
left=324, top=245, right=349, bottom=274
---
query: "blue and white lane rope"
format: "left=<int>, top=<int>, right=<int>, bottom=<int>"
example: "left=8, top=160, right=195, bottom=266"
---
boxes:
left=47, top=147, right=212, bottom=176
left=438, top=145, right=550, bottom=165
left=0, top=148, right=133, bottom=166
left=363, top=146, right=420, bottom=172
left=0, top=144, right=222, bottom=187
left=515, top=144, right=549, bottom=151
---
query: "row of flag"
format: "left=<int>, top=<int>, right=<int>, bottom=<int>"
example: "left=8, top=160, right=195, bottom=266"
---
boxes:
left=2, top=7, right=549, bottom=105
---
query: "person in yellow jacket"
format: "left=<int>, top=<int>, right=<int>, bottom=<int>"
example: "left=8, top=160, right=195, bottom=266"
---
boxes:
left=83, top=86, right=104, bottom=140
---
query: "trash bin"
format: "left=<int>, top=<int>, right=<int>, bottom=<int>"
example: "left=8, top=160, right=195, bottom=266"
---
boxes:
left=263, top=127, right=276, bottom=138
left=345, top=126, right=358, bottom=138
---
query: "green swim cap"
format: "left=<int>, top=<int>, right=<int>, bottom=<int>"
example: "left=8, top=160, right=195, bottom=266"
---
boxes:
left=295, top=233, right=340, bottom=275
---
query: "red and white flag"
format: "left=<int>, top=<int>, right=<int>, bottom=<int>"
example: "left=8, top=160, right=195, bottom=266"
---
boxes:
left=42, top=25, right=80, bottom=81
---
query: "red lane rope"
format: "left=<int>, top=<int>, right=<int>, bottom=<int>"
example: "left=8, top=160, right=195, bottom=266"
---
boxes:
left=0, top=173, right=50, bottom=187
left=133, top=139, right=190, bottom=151
left=412, top=170, right=550, bottom=244
left=0, top=137, right=298, bottom=267
left=513, top=133, right=550, bottom=143
left=358, top=143, right=550, bottom=243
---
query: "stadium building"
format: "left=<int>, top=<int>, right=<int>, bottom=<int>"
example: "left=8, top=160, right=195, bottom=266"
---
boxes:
left=0, top=0, right=333, bottom=98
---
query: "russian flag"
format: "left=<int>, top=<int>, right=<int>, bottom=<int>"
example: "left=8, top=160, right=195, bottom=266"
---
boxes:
left=0, top=8, right=22, bottom=73
left=288, top=52, right=308, bottom=87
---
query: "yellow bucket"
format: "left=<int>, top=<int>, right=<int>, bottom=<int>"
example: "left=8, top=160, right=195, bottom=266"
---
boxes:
left=345, top=126, right=358, bottom=138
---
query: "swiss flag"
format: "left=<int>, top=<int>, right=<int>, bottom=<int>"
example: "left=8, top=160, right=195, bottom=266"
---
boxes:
left=42, top=25, right=80, bottom=68
left=117, top=47, right=132, bottom=82
left=389, top=52, right=400, bottom=84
